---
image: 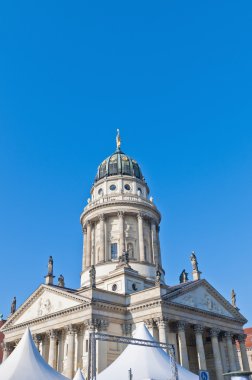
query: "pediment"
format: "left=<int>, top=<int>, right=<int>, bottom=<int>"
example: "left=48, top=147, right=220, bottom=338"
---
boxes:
left=7, top=285, right=86, bottom=327
left=165, top=280, right=246, bottom=321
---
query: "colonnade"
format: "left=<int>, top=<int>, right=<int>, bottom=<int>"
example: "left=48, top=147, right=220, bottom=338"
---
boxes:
left=1, top=319, right=108, bottom=379
left=1, top=319, right=250, bottom=380
left=82, top=212, right=161, bottom=271
left=144, top=318, right=250, bottom=380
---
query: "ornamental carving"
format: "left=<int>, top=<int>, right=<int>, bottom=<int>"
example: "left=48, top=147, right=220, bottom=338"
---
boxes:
left=37, top=297, right=52, bottom=317
left=210, top=328, right=220, bottom=337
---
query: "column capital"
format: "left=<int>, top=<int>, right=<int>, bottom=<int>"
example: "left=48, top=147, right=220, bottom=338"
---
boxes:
left=144, top=318, right=156, bottom=328
left=150, top=218, right=158, bottom=227
left=66, top=324, right=76, bottom=335
left=237, top=334, right=247, bottom=344
left=137, top=212, right=144, bottom=220
left=121, top=323, right=132, bottom=336
left=155, top=317, right=167, bottom=328
left=1, top=341, right=12, bottom=353
left=224, top=331, right=234, bottom=339
left=33, top=333, right=42, bottom=344
left=82, top=225, right=87, bottom=234
left=117, top=211, right=124, bottom=218
left=194, top=324, right=205, bottom=334
left=97, top=319, right=109, bottom=332
left=48, top=329, right=58, bottom=340
left=177, top=320, right=187, bottom=332
left=210, top=328, right=221, bottom=337
left=99, top=214, right=105, bottom=221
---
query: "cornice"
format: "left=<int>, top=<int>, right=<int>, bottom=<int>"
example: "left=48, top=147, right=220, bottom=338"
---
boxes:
left=2, top=303, right=92, bottom=333
left=163, top=300, right=245, bottom=326
left=81, top=200, right=161, bottom=223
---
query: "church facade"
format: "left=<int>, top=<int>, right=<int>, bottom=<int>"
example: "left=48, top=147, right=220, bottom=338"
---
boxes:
left=1, top=133, right=250, bottom=380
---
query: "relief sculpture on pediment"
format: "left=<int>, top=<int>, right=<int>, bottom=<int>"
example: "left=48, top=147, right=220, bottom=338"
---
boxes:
left=37, top=297, right=53, bottom=317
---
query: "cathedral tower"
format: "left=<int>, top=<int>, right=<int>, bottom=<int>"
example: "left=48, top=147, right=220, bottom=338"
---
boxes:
left=80, top=131, right=164, bottom=292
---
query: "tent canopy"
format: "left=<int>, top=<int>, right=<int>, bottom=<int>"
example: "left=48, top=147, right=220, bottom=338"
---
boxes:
left=73, top=368, right=86, bottom=380
left=0, top=327, right=69, bottom=380
left=97, top=323, right=198, bottom=380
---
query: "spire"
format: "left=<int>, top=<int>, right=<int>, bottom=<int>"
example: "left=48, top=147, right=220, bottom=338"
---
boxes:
left=116, top=129, right=121, bottom=151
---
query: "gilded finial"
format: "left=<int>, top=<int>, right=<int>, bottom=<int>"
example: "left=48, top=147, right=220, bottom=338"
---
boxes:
left=116, top=129, right=121, bottom=150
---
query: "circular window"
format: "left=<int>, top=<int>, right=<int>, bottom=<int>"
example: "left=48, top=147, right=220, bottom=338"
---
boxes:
left=110, top=184, right=116, bottom=191
left=112, top=284, right=117, bottom=292
left=124, top=184, right=131, bottom=191
left=98, top=188, right=103, bottom=196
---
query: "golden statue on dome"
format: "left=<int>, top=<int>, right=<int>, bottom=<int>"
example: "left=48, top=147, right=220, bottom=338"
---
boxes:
left=116, top=129, right=121, bottom=150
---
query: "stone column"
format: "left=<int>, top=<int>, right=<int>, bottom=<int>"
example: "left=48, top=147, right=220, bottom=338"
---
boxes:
left=65, top=325, right=76, bottom=379
left=166, top=322, right=179, bottom=362
left=145, top=318, right=158, bottom=340
left=97, top=319, right=109, bottom=373
left=57, top=330, right=64, bottom=373
left=33, top=334, right=42, bottom=352
left=48, top=330, right=58, bottom=369
left=156, top=318, right=167, bottom=344
left=194, top=325, right=207, bottom=370
left=151, top=220, right=158, bottom=264
left=238, top=334, right=250, bottom=371
left=118, top=212, right=124, bottom=257
left=232, top=337, right=241, bottom=371
left=138, top=213, right=145, bottom=262
left=210, top=328, right=223, bottom=380
left=41, top=334, right=49, bottom=361
left=76, top=325, right=84, bottom=370
left=82, top=226, right=87, bottom=271
left=2, top=342, right=11, bottom=362
left=86, top=221, right=91, bottom=268
left=156, top=225, right=162, bottom=267
left=99, top=214, right=105, bottom=262
left=224, top=332, right=236, bottom=372
left=177, top=321, right=189, bottom=369
left=91, top=223, right=95, bottom=265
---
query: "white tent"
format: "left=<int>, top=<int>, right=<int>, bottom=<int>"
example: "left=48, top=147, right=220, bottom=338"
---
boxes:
left=0, top=327, right=69, bottom=380
left=97, top=323, right=198, bottom=380
left=73, top=368, right=86, bottom=380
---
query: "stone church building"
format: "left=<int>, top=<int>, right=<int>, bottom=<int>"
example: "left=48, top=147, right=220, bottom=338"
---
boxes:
left=1, top=132, right=250, bottom=380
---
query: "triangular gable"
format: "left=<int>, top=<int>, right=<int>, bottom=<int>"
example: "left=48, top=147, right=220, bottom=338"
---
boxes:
left=164, top=280, right=246, bottom=322
left=4, top=285, right=89, bottom=328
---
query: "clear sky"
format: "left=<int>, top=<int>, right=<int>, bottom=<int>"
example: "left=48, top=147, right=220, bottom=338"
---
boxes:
left=0, top=1, right=252, bottom=325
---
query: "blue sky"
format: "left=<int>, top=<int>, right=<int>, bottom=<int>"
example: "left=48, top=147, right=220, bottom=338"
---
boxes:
left=0, top=1, right=252, bottom=325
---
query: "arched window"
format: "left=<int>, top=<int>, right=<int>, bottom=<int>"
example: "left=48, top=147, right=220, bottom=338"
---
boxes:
left=109, top=155, right=118, bottom=175
left=127, top=242, right=134, bottom=258
left=122, top=156, right=131, bottom=175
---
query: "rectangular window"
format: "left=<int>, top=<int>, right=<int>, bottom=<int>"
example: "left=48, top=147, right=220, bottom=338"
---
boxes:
left=111, top=243, right=118, bottom=260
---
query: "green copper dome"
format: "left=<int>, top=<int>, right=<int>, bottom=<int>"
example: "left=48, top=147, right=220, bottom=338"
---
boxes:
left=95, top=149, right=144, bottom=182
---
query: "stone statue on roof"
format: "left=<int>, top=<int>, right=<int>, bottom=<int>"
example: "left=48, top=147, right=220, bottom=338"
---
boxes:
left=11, top=296, right=16, bottom=314
left=190, top=251, right=198, bottom=271
left=179, top=269, right=189, bottom=283
left=48, top=256, right=53, bottom=275
left=231, top=289, right=237, bottom=308
left=58, top=274, right=65, bottom=287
